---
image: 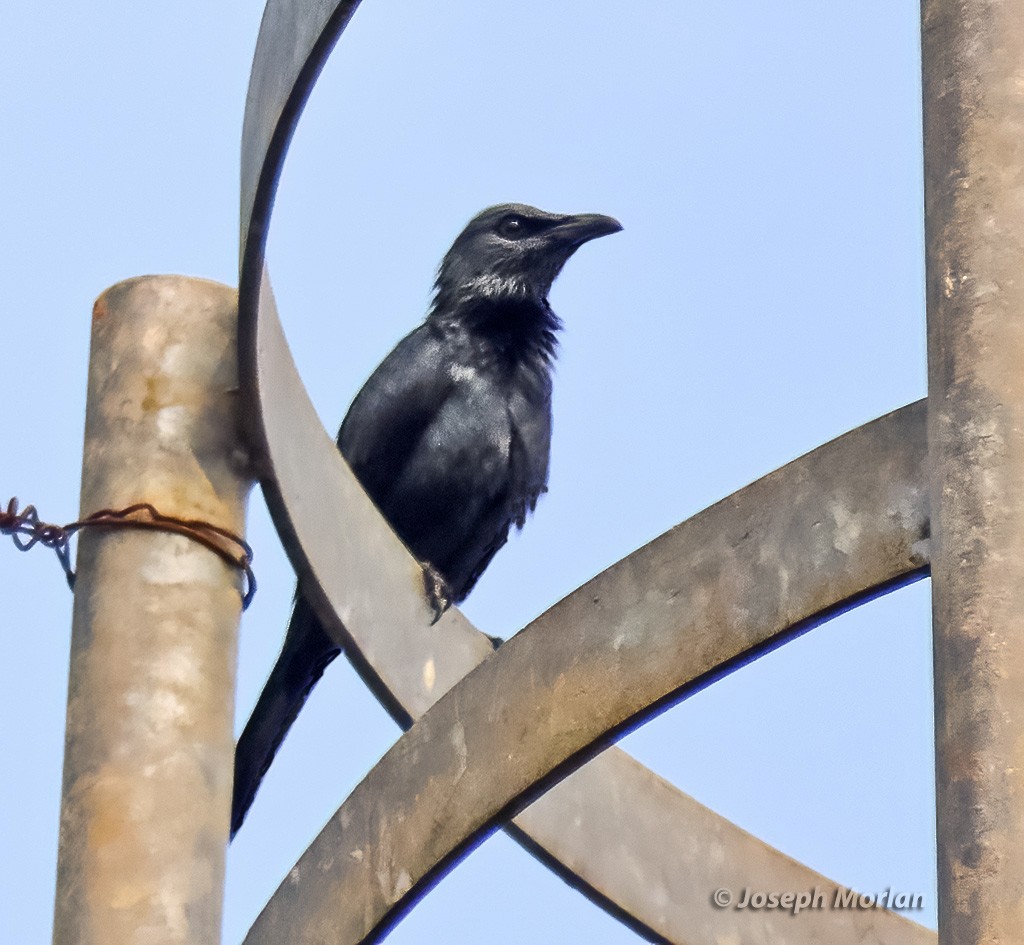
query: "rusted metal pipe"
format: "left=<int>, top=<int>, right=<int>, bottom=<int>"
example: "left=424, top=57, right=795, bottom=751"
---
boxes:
left=52, top=277, right=249, bottom=945
left=922, top=1, right=1024, bottom=941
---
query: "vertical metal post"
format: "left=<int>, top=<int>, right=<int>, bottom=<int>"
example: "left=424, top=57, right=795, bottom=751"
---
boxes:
left=923, top=1, right=1024, bottom=940
left=52, top=277, right=249, bottom=945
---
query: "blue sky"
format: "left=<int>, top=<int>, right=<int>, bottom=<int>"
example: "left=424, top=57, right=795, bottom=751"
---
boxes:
left=2, top=1, right=934, bottom=941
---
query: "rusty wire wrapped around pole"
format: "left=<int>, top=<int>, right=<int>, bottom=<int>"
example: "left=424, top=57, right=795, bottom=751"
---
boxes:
left=52, top=277, right=250, bottom=945
left=922, top=0, right=1024, bottom=940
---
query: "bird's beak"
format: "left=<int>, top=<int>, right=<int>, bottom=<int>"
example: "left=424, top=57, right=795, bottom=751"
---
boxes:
left=550, top=213, right=623, bottom=247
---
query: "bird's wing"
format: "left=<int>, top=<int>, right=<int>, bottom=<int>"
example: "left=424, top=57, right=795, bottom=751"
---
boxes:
left=506, top=364, right=553, bottom=525
left=419, top=365, right=553, bottom=598
left=337, top=323, right=457, bottom=506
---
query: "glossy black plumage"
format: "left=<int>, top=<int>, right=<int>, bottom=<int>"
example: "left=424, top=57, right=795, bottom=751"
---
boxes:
left=231, top=204, right=621, bottom=838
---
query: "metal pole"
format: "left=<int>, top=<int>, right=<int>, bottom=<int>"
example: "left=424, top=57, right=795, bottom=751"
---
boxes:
left=923, top=1, right=1024, bottom=940
left=52, top=277, right=249, bottom=945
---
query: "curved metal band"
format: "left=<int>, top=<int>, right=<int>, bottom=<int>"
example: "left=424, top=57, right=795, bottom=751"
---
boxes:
left=239, top=0, right=363, bottom=275
left=242, top=392, right=931, bottom=945
left=239, top=4, right=934, bottom=944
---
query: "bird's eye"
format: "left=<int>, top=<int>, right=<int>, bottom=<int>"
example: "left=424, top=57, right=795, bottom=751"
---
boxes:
left=497, top=215, right=527, bottom=239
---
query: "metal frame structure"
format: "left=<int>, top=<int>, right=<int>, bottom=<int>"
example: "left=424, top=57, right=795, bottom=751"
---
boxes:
left=52, top=1, right=1024, bottom=943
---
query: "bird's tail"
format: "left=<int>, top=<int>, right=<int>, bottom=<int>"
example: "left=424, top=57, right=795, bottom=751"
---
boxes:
left=231, top=595, right=341, bottom=840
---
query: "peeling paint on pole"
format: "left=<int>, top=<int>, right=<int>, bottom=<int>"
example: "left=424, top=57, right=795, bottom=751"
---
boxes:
left=922, top=0, right=1024, bottom=941
left=53, top=277, right=250, bottom=945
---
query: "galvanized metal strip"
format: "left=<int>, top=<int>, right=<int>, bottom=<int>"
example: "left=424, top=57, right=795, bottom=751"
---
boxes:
left=239, top=5, right=935, bottom=944
left=239, top=0, right=362, bottom=266
left=509, top=753, right=937, bottom=945
left=244, top=278, right=932, bottom=943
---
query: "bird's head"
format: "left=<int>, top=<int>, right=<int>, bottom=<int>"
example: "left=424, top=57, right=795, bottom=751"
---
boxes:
left=432, top=203, right=622, bottom=310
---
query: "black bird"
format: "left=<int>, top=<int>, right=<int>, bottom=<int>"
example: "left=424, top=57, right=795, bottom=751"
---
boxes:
left=231, top=203, right=621, bottom=838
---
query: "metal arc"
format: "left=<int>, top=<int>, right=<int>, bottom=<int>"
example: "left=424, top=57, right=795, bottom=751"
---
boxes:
left=242, top=318, right=931, bottom=945
left=250, top=261, right=937, bottom=943
left=239, top=0, right=362, bottom=279
left=239, top=4, right=934, bottom=943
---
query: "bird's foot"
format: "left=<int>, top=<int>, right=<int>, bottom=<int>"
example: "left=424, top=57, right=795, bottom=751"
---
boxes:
left=421, top=564, right=452, bottom=625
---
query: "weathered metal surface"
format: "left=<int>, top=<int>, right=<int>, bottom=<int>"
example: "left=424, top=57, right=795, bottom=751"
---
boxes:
left=922, top=2, right=1024, bottom=941
left=53, top=278, right=250, bottom=944
left=242, top=384, right=931, bottom=945
left=239, top=0, right=362, bottom=269
left=238, top=3, right=936, bottom=941
left=509, top=749, right=937, bottom=945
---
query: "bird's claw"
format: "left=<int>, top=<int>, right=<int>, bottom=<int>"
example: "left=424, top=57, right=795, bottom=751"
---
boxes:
left=422, top=564, right=452, bottom=625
